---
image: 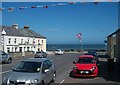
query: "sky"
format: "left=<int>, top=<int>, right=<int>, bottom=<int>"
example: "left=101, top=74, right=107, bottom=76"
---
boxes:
left=1, top=2, right=119, bottom=44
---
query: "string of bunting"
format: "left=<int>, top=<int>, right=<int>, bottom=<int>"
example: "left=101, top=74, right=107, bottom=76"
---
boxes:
left=0, top=1, right=112, bottom=12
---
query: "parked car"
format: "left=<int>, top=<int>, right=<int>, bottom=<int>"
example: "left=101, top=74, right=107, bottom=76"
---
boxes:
left=35, top=51, right=47, bottom=58
left=72, top=55, right=98, bottom=77
left=0, top=51, right=12, bottom=64
left=2, top=58, right=56, bottom=84
left=55, top=49, right=64, bottom=55
left=85, top=51, right=99, bottom=66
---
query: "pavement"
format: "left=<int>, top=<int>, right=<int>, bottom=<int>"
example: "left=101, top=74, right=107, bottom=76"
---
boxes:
left=0, top=53, right=120, bottom=84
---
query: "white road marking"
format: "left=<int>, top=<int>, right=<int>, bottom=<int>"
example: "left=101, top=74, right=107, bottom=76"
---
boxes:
left=0, top=70, right=11, bottom=74
left=60, top=80, right=64, bottom=84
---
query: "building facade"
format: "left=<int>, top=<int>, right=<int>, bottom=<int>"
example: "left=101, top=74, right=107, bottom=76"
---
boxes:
left=0, top=26, right=2, bottom=51
left=107, top=29, right=120, bottom=63
left=0, top=24, right=46, bottom=53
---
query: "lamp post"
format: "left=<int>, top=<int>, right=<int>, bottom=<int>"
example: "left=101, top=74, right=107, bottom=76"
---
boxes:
left=1, top=29, right=6, bottom=52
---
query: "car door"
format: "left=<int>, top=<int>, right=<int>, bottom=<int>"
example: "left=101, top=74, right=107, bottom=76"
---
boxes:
left=42, top=61, right=51, bottom=83
left=46, top=60, right=54, bottom=80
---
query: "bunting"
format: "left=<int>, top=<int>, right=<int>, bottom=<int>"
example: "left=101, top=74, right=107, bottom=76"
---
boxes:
left=0, top=1, right=113, bottom=12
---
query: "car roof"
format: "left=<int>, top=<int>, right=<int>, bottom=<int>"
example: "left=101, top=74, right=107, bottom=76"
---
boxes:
left=20, top=58, right=49, bottom=62
left=79, top=55, right=94, bottom=58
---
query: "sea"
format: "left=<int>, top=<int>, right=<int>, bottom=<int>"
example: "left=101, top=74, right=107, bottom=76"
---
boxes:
left=47, top=44, right=107, bottom=51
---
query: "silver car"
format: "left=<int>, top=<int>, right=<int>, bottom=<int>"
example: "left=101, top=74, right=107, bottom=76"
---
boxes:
left=2, top=58, right=56, bottom=85
left=0, top=51, right=12, bottom=64
left=35, top=51, right=47, bottom=58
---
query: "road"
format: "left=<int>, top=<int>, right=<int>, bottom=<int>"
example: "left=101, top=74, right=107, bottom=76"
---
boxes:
left=0, top=53, right=120, bottom=84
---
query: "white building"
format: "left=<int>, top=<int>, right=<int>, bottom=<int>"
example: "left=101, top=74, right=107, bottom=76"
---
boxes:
left=0, top=24, right=46, bottom=53
left=0, top=26, right=2, bottom=51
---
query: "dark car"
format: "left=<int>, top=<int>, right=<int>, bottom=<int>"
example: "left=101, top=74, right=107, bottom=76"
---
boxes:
left=0, top=51, right=12, bottom=64
left=35, top=51, right=47, bottom=58
left=85, top=51, right=99, bottom=66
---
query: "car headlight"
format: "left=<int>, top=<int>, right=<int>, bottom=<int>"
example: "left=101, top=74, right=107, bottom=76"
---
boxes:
left=90, top=66, right=96, bottom=71
left=25, top=79, right=39, bottom=84
left=30, top=79, right=39, bottom=84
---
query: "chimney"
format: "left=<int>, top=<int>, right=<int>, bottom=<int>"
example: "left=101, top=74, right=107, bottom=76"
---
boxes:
left=12, top=24, right=19, bottom=29
left=24, top=25, right=29, bottom=30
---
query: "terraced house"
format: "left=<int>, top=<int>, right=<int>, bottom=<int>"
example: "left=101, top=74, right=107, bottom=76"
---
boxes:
left=0, top=24, right=46, bottom=53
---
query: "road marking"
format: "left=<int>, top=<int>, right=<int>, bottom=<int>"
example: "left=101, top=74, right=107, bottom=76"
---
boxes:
left=60, top=80, right=64, bottom=84
left=0, top=70, right=11, bottom=74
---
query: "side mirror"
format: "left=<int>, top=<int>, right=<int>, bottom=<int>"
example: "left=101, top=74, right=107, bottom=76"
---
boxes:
left=44, top=69, right=49, bottom=73
left=73, top=61, right=76, bottom=64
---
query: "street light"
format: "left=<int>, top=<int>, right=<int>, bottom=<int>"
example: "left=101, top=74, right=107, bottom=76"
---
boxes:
left=1, top=29, right=6, bottom=52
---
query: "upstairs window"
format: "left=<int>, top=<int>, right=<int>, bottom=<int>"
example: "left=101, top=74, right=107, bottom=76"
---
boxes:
left=8, top=38, right=11, bottom=44
left=14, top=38, right=16, bottom=44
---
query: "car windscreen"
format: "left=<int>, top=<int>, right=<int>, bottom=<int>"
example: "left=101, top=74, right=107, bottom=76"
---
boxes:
left=77, top=57, right=95, bottom=64
left=13, top=61, right=42, bottom=73
left=55, top=50, right=60, bottom=51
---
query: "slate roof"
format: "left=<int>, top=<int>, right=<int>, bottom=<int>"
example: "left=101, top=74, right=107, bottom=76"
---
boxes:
left=0, top=25, right=46, bottom=39
left=19, top=28, right=46, bottom=39
left=0, top=26, right=24, bottom=36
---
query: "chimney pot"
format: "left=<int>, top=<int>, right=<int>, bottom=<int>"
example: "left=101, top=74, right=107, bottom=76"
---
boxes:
left=12, top=24, right=19, bottom=29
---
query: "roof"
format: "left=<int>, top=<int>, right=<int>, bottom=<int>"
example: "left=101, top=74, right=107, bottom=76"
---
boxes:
left=19, top=28, right=46, bottom=39
left=108, top=28, right=120, bottom=37
left=0, top=26, right=24, bottom=36
left=0, top=25, right=46, bottom=39
left=21, top=58, right=49, bottom=62
left=79, top=55, right=94, bottom=58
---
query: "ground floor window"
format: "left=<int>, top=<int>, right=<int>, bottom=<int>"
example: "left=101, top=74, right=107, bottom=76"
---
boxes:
left=19, top=47, right=22, bottom=52
left=15, top=47, right=17, bottom=52
left=27, top=47, right=30, bottom=51
left=7, top=47, right=10, bottom=53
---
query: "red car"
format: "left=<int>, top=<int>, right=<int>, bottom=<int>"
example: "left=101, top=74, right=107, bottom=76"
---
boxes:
left=72, top=55, right=98, bottom=77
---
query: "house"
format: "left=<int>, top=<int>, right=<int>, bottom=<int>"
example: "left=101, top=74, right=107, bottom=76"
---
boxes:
left=0, top=24, right=46, bottom=53
left=107, top=28, right=120, bottom=63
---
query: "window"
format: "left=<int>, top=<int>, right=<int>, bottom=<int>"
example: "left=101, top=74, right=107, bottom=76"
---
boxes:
left=14, top=38, right=16, bottom=44
left=24, top=47, right=26, bottom=51
left=27, top=47, right=30, bottom=51
left=8, top=38, right=11, bottom=44
left=42, top=40, right=43, bottom=44
left=46, top=60, right=52, bottom=68
left=21, top=39, right=23, bottom=44
left=12, top=47, right=14, bottom=52
left=7, top=47, right=10, bottom=53
left=15, top=47, right=17, bottom=52
left=42, top=61, right=48, bottom=73
left=13, top=61, right=42, bottom=73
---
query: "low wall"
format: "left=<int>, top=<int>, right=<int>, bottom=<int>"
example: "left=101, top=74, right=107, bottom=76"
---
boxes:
left=10, top=52, right=34, bottom=58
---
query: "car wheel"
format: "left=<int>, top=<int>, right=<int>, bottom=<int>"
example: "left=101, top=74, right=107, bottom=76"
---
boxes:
left=51, top=72, right=56, bottom=82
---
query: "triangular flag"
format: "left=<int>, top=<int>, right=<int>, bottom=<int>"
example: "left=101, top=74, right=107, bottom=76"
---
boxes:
left=43, top=5, right=48, bottom=8
left=68, top=2, right=76, bottom=4
left=31, top=6, right=37, bottom=8
left=8, top=8, right=14, bottom=12
left=19, top=6, right=25, bottom=10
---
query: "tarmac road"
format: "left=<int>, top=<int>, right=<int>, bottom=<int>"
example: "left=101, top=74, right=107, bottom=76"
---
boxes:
left=0, top=53, right=120, bottom=84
